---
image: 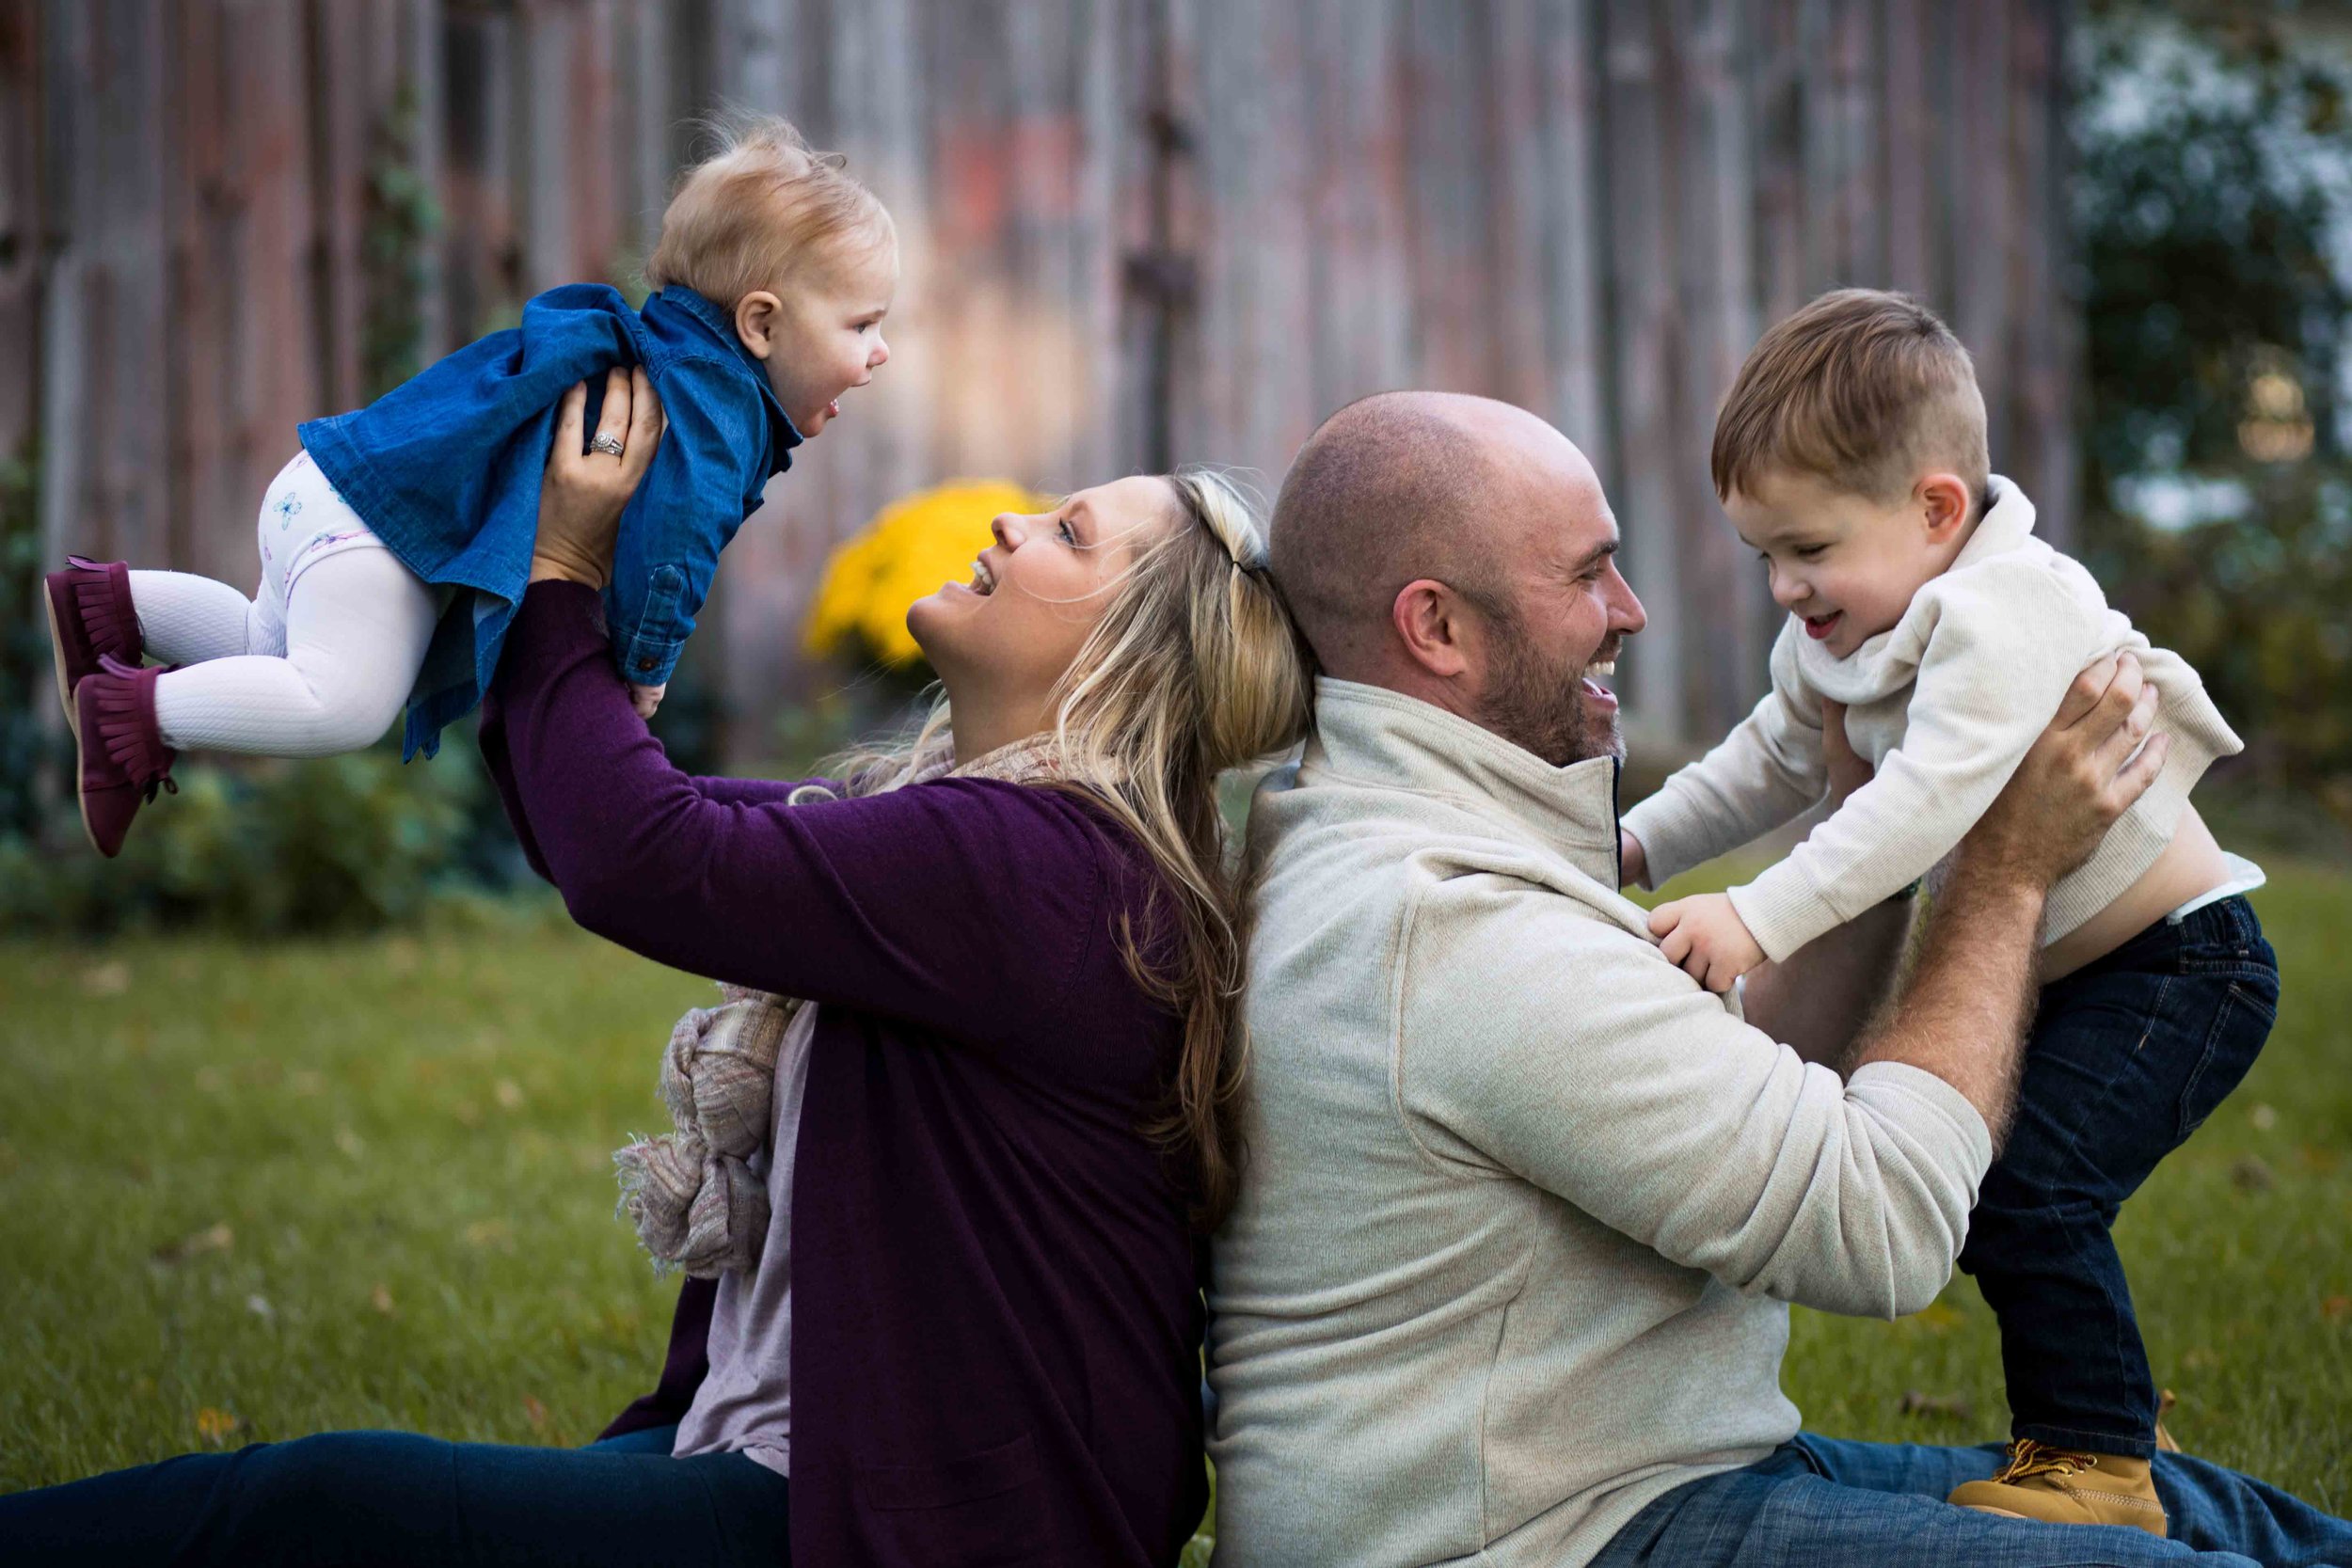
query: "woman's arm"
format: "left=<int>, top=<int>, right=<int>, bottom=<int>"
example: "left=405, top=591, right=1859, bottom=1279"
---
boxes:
left=482, top=373, right=831, bottom=866
left=497, top=370, right=1112, bottom=1040
left=488, top=578, right=1108, bottom=1036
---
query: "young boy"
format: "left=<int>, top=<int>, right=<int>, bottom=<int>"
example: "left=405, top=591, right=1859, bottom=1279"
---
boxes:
left=1621, top=289, right=2279, bottom=1535
left=46, top=117, right=895, bottom=855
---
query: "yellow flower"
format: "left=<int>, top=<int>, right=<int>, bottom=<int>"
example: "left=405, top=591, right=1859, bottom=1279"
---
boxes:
left=803, top=479, right=1046, bottom=667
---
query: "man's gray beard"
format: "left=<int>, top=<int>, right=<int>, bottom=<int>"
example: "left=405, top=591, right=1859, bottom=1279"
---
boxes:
left=1475, top=612, right=1621, bottom=769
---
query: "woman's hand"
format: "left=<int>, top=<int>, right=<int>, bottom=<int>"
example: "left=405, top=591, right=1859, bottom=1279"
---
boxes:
left=530, top=366, right=668, bottom=590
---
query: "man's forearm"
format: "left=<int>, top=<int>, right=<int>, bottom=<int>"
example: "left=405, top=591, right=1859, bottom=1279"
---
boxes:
left=1852, top=855, right=2046, bottom=1148
left=1742, top=893, right=1915, bottom=1073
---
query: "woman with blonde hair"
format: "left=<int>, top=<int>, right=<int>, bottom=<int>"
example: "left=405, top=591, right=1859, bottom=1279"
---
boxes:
left=0, top=364, right=1309, bottom=1566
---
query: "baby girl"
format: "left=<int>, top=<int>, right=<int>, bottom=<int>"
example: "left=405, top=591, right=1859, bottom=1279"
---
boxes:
left=46, top=116, right=894, bottom=856
left=1622, top=289, right=2278, bottom=1535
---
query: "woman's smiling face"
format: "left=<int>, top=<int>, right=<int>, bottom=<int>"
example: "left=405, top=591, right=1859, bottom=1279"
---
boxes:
left=905, top=475, right=1180, bottom=705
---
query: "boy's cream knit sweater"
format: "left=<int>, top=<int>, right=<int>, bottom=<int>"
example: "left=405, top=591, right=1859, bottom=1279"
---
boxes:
left=1622, top=478, right=2240, bottom=961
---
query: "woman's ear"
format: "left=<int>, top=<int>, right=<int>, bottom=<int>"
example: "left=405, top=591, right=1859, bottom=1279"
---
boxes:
left=733, top=291, right=784, bottom=360
left=1918, top=472, right=1973, bottom=544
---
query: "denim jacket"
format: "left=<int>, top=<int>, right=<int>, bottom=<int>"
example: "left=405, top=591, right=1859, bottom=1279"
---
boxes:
left=298, top=283, right=802, bottom=758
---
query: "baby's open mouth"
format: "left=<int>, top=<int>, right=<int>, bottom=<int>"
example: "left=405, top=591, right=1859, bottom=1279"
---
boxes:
left=1804, top=611, right=1842, bottom=641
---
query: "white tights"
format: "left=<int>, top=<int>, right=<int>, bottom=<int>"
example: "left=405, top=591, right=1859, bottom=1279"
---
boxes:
left=134, top=549, right=439, bottom=757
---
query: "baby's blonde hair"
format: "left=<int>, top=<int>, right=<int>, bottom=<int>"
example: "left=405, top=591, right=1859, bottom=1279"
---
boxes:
left=644, top=114, right=895, bottom=309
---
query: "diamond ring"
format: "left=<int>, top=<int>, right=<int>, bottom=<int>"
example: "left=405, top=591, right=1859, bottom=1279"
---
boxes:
left=589, top=434, right=626, bottom=458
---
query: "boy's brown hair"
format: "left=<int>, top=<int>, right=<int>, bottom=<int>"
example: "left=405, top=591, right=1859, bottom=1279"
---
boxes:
left=644, top=114, right=894, bottom=309
left=1710, top=288, right=1989, bottom=510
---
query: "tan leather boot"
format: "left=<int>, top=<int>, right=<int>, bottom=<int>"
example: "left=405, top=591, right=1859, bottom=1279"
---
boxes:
left=1948, top=1439, right=2167, bottom=1536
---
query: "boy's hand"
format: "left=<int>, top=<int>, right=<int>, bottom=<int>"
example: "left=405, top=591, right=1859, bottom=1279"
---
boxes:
left=1648, top=892, right=1765, bottom=992
left=628, top=681, right=667, bottom=720
left=1619, top=829, right=1648, bottom=891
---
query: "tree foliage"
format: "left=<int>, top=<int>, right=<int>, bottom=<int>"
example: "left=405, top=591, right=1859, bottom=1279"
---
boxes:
left=2076, top=2, right=2352, bottom=803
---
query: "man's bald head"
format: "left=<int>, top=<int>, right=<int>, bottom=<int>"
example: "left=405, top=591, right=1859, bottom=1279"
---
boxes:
left=1268, top=390, right=1641, bottom=767
left=1268, top=391, right=1594, bottom=679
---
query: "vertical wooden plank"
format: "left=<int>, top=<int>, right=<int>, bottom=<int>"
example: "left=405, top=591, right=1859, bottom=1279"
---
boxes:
left=1006, top=0, right=1060, bottom=481
left=2006, top=0, right=2074, bottom=546
left=39, top=0, right=172, bottom=570
left=1196, top=0, right=1316, bottom=481
left=721, top=0, right=791, bottom=113
left=1537, top=0, right=1610, bottom=465
left=1881, top=0, right=1935, bottom=299
left=402, top=0, right=446, bottom=356
left=1295, top=0, right=1406, bottom=425
left=1071, top=0, right=1138, bottom=482
left=0, top=0, right=41, bottom=466
left=312, top=0, right=405, bottom=413
left=168, top=0, right=319, bottom=587
left=1748, top=0, right=1805, bottom=326
left=1487, top=0, right=1555, bottom=416
left=1400, top=0, right=1489, bottom=395
left=621, top=0, right=676, bottom=273
left=1670, top=0, right=1763, bottom=733
left=1599, top=0, right=1681, bottom=737
left=515, top=0, right=576, bottom=294
left=1948, top=0, right=2010, bottom=415
left=564, top=0, right=623, bottom=284
left=1824, top=0, right=1883, bottom=284
left=440, top=0, right=518, bottom=339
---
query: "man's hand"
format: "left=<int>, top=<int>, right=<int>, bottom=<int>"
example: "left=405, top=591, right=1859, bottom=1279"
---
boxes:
left=1619, top=829, right=1648, bottom=891
left=1649, top=892, right=1765, bottom=992
left=1851, top=652, right=2172, bottom=1144
left=628, top=681, right=667, bottom=720
left=1957, top=652, right=2169, bottom=894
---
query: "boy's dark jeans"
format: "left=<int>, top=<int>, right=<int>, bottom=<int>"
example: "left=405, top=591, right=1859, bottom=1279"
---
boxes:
left=1958, top=895, right=2279, bottom=1461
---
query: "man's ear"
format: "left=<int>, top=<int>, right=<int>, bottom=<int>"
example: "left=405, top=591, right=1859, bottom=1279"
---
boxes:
left=1917, top=471, right=1973, bottom=544
left=1391, top=578, right=1477, bottom=681
left=733, top=291, right=784, bottom=359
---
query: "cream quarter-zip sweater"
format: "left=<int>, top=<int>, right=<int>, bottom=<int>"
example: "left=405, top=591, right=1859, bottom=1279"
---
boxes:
left=1206, top=679, right=1992, bottom=1568
left=1621, top=479, right=2241, bottom=961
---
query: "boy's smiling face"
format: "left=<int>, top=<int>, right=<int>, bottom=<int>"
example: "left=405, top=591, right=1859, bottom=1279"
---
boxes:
left=733, top=237, right=898, bottom=437
left=1724, top=466, right=1976, bottom=658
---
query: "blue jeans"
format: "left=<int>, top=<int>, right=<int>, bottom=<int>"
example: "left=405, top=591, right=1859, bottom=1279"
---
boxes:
left=0, top=1423, right=787, bottom=1566
left=1961, top=896, right=2280, bottom=1458
left=1586, top=1434, right=2350, bottom=1566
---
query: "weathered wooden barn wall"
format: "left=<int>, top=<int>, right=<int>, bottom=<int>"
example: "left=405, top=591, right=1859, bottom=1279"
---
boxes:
left=6, top=0, right=2075, bottom=752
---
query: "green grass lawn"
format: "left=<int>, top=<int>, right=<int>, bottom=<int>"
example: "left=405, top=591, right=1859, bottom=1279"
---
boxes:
left=2, top=868, right=2347, bottom=1527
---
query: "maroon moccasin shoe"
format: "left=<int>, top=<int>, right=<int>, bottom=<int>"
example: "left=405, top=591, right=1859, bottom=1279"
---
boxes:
left=73, top=655, right=178, bottom=859
left=44, top=556, right=143, bottom=742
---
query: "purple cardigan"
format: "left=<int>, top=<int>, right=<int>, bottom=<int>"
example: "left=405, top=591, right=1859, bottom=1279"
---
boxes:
left=480, top=580, right=1208, bottom=1567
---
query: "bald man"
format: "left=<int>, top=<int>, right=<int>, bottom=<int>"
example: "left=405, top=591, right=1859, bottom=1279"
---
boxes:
left=1204, top=392, right=2347, bottom=1566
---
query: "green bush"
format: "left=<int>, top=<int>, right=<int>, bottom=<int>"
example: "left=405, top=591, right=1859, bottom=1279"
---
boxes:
left=0, top=741, right=485, bottom=937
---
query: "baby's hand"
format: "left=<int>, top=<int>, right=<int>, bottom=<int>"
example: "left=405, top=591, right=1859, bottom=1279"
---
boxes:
left=1647, top=893, right=1764, bottom=993
left=1619, top=829, right=1648, bottom=890
left=628, top=681, right=667, bottom=720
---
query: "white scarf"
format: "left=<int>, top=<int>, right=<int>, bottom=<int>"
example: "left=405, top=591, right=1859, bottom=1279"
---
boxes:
left=613, top=735, right=1068, bottom=1276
